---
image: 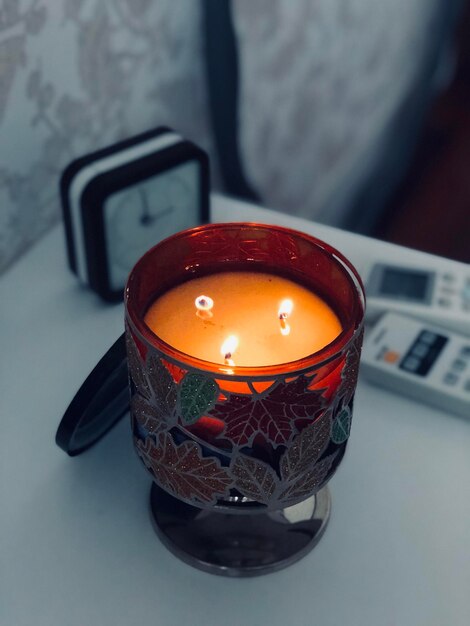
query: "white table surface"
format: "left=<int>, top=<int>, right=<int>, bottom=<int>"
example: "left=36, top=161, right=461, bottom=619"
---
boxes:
left=1, top=195, right=469, bottom=626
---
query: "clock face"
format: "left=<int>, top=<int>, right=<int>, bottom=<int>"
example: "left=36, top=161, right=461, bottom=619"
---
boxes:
left=103, top=160, right=200, bottom=291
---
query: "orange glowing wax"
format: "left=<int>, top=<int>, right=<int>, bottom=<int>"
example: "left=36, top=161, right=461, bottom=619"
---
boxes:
left=144, top=271, right=342, bottom=367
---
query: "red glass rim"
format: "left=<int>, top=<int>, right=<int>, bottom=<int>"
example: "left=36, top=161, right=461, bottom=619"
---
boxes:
left=125, top=222, right=366, bottom=379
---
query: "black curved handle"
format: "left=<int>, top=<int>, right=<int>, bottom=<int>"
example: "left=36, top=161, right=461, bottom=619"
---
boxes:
left=56, top=333, right=129, bottom=456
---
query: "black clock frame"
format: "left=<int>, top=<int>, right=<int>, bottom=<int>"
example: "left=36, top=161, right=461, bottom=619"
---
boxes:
left=61, top=128, right=210, bottom=302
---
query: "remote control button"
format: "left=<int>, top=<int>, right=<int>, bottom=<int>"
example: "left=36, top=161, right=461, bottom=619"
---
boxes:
left=443, top=372, right=459, bottom=386
left=412, top=343, right=429, bottom=359
left=442, top=273, right=455, bottom=283
left=441, top=287, right=456, bottom=296
left=420, top=331, right=437, bottom=345
left=383, top=350, right=400, bottom=364
left=464, top=379, right=470, bottom=393
left=402, top=356, right=421, bottom=372
left=451, top=358, right=467, bottom=372
left=460, top=346, right=470, bottom=358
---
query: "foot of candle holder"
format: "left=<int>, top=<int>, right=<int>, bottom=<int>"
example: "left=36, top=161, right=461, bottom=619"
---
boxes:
left=149, top=483, right=331, bottom=577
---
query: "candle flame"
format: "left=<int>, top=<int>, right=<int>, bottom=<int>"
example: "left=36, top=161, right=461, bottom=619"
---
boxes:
left=279, top=299, right=293, bottom=336
left=195, top=295, right=214, bottom=319
left=278, top=299, right=293, bottom=319
left=221, top=335, right=239, bottom=366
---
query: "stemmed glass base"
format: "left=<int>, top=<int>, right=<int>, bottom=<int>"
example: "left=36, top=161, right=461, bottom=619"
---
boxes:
left=149, top=484, right=331, bottom=577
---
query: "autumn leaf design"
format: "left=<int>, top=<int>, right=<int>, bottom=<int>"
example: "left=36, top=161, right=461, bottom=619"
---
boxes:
left=336, top=329, right=364, bottom=407
left=279, top=451, right=339, bottom=503
left=135, top=433, right=232, bottom=505
left=179, top=373, right=219, bottom=425
left=126, top=321, right=352, bottom=508
left=280, top=407, right=333, bottom=481
left=187, top=227, right=301, bottom=268
left=231, top=455, right=277, bottom=504
left=131, top=394, right=166, bottom=436
left=126, top=329, right=151, bottom=399
left=209, top=375, right=328, bottom=448
left=126, top=331, right=177, bottom=432
left=229, top=408, right=338, bottom=506
left=145, top=352, right=178, bottom=411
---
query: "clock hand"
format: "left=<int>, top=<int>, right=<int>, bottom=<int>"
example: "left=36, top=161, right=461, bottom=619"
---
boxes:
left=140, top=205, right=174, bottom=227
left=139, top=188, right=153, bottom=225
left=152, top=205, right=173, bottom=221
left=139, top=187, right=174, bottom=226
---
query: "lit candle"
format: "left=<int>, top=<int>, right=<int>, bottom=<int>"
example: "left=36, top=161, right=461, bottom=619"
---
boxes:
left=221, top=335, right=239, bottom=367
left=144, top=271, right=342, bottom=367
left=278, top=298, right=294, bottom=336
left=126, top=223, right=365, bottom=521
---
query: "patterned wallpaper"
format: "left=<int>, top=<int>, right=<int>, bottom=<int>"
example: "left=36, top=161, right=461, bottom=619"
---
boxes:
left=0, top=0, right=214, bottom=274
left=233, top=0, right=443, bottom=226
left=0, top=0, right=451, bottom=274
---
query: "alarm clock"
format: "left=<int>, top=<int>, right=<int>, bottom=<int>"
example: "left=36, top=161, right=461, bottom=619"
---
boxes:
left=61, top=127, right=210, bottom=302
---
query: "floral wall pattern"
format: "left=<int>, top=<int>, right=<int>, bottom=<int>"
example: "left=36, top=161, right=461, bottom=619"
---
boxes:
left=233, top=0, right=444, bottom=226
left=0, top=0, right=214, bottom=274
left=0, top=0, right=452, bottom=274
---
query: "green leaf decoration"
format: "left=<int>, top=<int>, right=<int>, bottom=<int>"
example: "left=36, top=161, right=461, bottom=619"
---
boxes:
left=331, top=406, right=352, bottom=444
left=179, top=374, right=219, bottom=425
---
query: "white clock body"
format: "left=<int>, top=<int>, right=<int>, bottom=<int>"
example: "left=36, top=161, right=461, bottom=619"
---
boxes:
left=104, top=160, right=199, bottom=291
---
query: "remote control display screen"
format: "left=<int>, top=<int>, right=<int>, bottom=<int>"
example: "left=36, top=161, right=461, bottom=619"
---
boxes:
left=380, top=268, right=429, bottom=302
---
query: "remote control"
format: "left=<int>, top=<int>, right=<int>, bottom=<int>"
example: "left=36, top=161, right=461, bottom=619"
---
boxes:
left=361, top=262, right=470, bottom=336
left=361, top=312, right=470, bottom=418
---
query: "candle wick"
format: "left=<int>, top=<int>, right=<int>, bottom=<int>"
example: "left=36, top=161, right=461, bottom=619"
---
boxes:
left=279, top=314, right=290, bottom=336
left=221, top=334, right=238, bottom=367
left=279, top=316, right=288, bottom=331
left=224, top=352, right=235, bottom=367
left=195, top=294, right=214, bottom=320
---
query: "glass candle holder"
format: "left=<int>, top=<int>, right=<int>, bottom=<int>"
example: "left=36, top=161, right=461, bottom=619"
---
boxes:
left=125, top=222, right=365, bottom=576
